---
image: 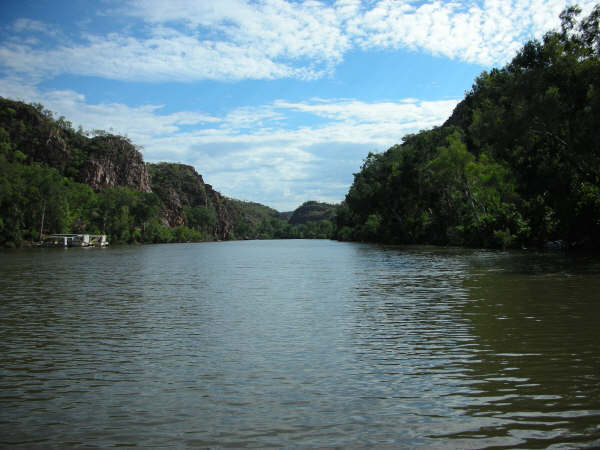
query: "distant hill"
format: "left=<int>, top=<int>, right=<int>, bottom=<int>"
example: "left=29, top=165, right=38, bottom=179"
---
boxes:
left=289, top=201, right=338, bottom=225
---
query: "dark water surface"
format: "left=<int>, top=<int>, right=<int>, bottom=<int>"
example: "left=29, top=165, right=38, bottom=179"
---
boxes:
left=1, top=240, right=599, bottom=448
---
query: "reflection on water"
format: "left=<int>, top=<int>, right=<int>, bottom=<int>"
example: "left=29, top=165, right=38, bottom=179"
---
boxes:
left=1, top=241, right=599, bottom=448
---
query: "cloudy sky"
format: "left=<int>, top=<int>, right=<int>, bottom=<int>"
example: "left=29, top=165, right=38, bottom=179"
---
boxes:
left=0, top=0, right=595, bottom=211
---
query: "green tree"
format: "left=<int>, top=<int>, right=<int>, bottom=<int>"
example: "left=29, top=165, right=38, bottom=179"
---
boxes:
left=185, top=205, right=217, bottom=235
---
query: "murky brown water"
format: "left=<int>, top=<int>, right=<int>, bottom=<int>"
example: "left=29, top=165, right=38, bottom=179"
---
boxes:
left=1, top=241, right=599, bottom=448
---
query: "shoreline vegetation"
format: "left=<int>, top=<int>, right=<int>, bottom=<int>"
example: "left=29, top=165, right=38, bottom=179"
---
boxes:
left=2, top=6, right=599, bottom=251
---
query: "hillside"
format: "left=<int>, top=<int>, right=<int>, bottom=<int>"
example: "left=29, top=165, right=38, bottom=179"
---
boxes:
left=0, top=98, right=151, bottom=192
left=148, top=162, right=292, bottom=240
left=337, top=6, right=600, bottom=250
left=288, top=201, right=337, bottom=226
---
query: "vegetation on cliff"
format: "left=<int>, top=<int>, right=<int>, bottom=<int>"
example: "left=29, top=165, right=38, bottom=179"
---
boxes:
left=229, top=199, right=335, bottom=240
left=0, top=98, right=181, bottom=246
left=337, top=5, right=600, bottom=250
left=0, top=97, right=336, bottom=246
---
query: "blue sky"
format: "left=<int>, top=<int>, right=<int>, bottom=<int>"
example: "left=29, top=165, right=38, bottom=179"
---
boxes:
left=0, top=0, right=595, bottom=211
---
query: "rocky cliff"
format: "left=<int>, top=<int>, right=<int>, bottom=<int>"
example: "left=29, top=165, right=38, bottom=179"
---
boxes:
left=0, top=97, right=151, bottom=193
left=148, top=162, right=240, bottom=239
left=81, top=135, right=152, bottom=193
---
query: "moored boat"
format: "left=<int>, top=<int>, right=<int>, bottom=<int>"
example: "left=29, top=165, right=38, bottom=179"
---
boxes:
left=40, top=234, right=109, bottom=248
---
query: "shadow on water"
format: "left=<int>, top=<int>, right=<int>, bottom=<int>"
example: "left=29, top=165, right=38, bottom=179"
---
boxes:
left=436, top=250, right=600, bottom=448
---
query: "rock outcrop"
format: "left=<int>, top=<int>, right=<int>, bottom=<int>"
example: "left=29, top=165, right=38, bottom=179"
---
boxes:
left=147, top=162, right=286, bottom=240
left=81, top=135, right=151, bottom=193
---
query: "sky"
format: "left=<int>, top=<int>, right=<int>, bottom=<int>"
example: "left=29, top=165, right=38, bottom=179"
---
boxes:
left=0, top=0, right=596, bottom=211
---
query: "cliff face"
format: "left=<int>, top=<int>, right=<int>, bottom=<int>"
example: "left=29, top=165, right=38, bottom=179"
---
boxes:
left=209, top=190, right=238, bottom=240
left=148, top=163, right=207, bottom=226
left=0, top=97, right=152, bottom=193
left=81, top=136, right=151, bottom=193
left=147, top=162, right=237, bottom=239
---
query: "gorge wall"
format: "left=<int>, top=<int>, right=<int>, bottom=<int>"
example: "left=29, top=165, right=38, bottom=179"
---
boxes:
left=0, top=97, right=287, bottom=241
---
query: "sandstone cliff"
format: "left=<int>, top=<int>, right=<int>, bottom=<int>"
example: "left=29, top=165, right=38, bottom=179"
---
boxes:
left=81, top=135, right=151, bottom=192
left=0, top=97, right=152, bottom=193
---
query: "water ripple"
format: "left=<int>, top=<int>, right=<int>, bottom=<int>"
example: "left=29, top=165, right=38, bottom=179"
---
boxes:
left=1, top=241, right=599, bottom=448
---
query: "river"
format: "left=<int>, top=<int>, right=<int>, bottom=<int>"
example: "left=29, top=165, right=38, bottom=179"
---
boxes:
left=1, top=240, right=599, bottom=448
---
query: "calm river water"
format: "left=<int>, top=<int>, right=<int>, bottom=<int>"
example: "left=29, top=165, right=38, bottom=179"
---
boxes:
left=1, top=240, right=599, bottom=448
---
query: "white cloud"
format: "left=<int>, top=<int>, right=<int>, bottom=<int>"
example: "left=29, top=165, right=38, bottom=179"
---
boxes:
left=352, top=0, right=546, bottom=65
left=0, top=31, right=307, bottom=82
left=13, top=18, right=51, bottom=34
left=123, top=0, right=350, bottom=62
left=2, top=0, right=596, bottom=83
left=273, top=98, right=457, bottom=126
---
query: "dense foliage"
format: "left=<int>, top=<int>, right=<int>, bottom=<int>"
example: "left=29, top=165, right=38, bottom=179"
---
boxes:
left=0, top=158, right=171, bottom=247
left=338, top=5, right=600, bottom=250
left=0, top=102, right=195, bottom=246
